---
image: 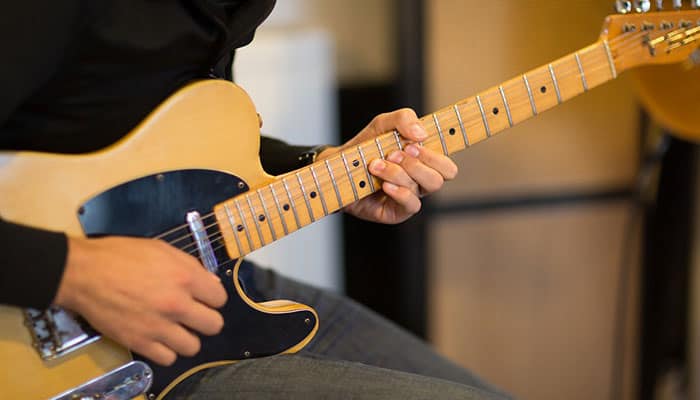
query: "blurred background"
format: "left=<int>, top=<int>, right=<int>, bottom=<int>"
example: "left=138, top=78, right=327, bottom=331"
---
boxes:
left=232, top=1, right=700, bottom=399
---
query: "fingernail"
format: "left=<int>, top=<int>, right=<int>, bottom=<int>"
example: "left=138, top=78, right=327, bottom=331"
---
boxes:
left=385, top=182, right=398, bottom=191
left=411, top=123, right=428, bottom=140
left=405, top=145, right=420, bottom=158
left=388, top=151, right=404, bottom=163
left=370, top=159, right=385, bottom=172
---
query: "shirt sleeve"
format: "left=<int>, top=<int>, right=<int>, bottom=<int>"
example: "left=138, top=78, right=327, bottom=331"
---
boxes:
left=0, top=2, right=83, bottom=308
left=0, top=219, right=69, bottom=308
left=259, top=136, right=316, bottom=176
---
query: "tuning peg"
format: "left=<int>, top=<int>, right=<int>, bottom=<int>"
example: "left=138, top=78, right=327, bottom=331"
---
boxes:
left=616, top=0, right=632, bottom=13
left=672, top=0, right=683, bottom=8
left=691, top=0, right=700, bottom=8
left=634, top=0, right=652, bottom=11
left=656, top=0, right=664, bottom=9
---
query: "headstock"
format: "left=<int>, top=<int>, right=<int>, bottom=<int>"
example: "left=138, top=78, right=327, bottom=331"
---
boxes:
left=600, top=5, right=700, bottom=73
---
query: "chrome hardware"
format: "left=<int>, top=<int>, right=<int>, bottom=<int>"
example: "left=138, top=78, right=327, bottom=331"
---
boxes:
left=634, top=0, right=652, bottom=12
left=693, top=0, right=700, bottom=8
left=186, top=211, right=219, bottom=273
left=616, top=0, right=633, bottom=13
left=51, top=361, right=153, bottom=400
left=656, top=0, right=664, bottom=9
left=623, top=23, right=638, bottom=32
left=642, top=22, right=656, bottom=31
left=673, top=0, right=683, bottom=9
left=661, top=21, right=674, bottom=30
left=24, top=307, right=100, bottom=360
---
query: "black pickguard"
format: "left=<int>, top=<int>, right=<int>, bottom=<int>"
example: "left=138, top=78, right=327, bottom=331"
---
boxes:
left=78, top=169, right=316, bottom=397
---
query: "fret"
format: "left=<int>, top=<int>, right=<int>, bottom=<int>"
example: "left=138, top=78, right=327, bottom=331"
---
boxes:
left=282, top=178, right=302, bottom=229
left=269, top=184, right=289, bottom=235
left=453, top=104, right=469, bottom=146
left=357, top=146, right=375, bottom=192
left=578, top=43, right=614, bottom=89
left=548, top=64, right=563, bottom=104
left=245, top=194, right=266, bottom=246
left=341, top=153, right=360, bottom=201
left=574, top=52, right=589, bottom=92
left=498, top=86, right=514, bottom=127
left=223, top=203, right=244, bottom=256
left=475, top=95, right=491, bottom=137
left=309, top=165, right=329, bottom=216
left=325, top=159, right=344, bottom=208
left=602, top=39, right=617, bottom=79
left=257, top=189, right=277, bottom=241
left=523, top=74, right=538, bottom=116
left=296, top=172, right=315, bottom=222
left=234, top=199, right=254, bottom=252
left=375, top=137, right=386, bottom=159
left=432, top=113, right=449, bottom=155
left=393, top=130, right=403, bottom=150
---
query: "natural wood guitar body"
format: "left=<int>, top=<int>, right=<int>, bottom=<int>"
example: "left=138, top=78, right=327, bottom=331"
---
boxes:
left=0, top=80, right=318, bottom=399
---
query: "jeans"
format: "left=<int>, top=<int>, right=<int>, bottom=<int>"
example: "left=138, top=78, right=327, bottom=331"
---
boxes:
left=165, top=261, right=512, bottom=399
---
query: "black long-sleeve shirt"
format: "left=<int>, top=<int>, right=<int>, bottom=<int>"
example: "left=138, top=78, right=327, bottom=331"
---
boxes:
left=0, top=0, right=313, bottom=309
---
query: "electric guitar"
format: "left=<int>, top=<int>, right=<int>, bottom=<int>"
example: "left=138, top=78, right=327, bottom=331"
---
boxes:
left=1, top=7, right=698, bottom=400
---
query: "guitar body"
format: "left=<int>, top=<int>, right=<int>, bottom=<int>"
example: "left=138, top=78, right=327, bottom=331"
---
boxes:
left=630, top=63, right=700, bottom=141
left=0, top=80, right=318, bottom=399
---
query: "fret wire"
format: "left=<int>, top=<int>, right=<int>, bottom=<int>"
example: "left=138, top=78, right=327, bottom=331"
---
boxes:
left=341, top=153, right=360, bottom=201
left=548, top=64, right=563, bottom=104
left=432, top=113, right=449, bottom=155
left=393, top=130, right=403, bottom=150
left=296, top=172, right=315, bottom=223
left=269, top=184, right=289, bottom=235
left=257, top=189, right=277, bottom=241
left=282, top=178, right=302, bottom=229
left=179, top=41, right=635, bottom=258
left=375, top=137, right=386, bottom=159
left=245, top=194, right=266, bottom=246
left=522, top=74, right=538, bottom=116
left=325, top=159, right=344, bottom=208
left=475, top=95, right=491, bottom=137
left=357, top=146, right=375, bottom=192
left=234, top=199, right=254, bottom=252
left=498, top=86, right=514, bottom=127
left=309, top=165, right=329, bottom=216
left=602, top=40, right=618, bottom=79
left=223, top=203, right=244, bottom=256
left=453, top=104, right=469, bottom=146
left=574, top=52, right=589, bottom=92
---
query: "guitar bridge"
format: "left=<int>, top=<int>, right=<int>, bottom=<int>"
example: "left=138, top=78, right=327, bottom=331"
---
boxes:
left=24, top=307, right=100, bottom=360
left=50, top=361, right=153, bottom=400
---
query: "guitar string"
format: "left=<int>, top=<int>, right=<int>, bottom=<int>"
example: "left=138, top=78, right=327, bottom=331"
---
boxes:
left=160, top=26, right=658, bottom=246
left=161, top=27, right=681, bottom=256
left=170, top=28, right=664, bottom=256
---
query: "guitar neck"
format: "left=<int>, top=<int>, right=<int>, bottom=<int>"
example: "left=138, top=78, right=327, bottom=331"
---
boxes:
left=214, top=39, right=618, bottom=260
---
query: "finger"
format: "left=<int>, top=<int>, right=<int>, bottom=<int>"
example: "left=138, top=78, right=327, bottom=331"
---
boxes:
left=369, top=153, right=418, bottom=193
left=404, top=144, right=458, bottom=181
left=155, top=320, right=202, bottom=357
left=370, top=109, right=427, bottom=143
left=177, top=301, right=225, bottom=336
left=172, top=252, right=228, bottom=309
left=399, top=147, right=445, bottom=194
left=132, top=338, right=177, bottom=366
left=404, top=144, right=459, bottom=181
left=383, top=182, right=421, bottom=215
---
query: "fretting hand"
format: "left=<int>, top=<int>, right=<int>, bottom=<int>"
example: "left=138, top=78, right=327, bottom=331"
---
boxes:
left=319, top=108, right=458, bottom=224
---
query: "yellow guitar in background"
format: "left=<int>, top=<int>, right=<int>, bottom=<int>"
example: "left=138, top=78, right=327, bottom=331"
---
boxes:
left=0, top=6, right=698, bottom=400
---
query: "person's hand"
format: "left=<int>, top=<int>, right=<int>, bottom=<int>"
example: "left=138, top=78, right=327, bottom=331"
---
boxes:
left=54, top=236, right=227, bottom=366
left=319, top=108, right=458, bottom=224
